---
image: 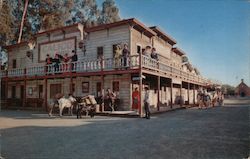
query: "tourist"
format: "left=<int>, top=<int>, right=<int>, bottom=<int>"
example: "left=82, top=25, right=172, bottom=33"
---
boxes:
left=45, top=54, right=52, bottom=65
left=144, top=87, right=150, bottom=119
left=63, top=53, right=70, bottom=71
left=132, top=87, right=140, bottom=113
left=122, top=44, right=130, bottom=68
left=53, top=53, right=60, bottom=72
left=143, top=46, right=151, bottom=57
left=71, top=50, right=78, bottom=71
left=197, top=90, right=204, bottom=109
left=105, top=88, right=116, bottom=111
left=45, top=54, right=52, bottom=73
left=151, top=47, right=158, bottom=60
left=114, top=44, right=122, bottom=68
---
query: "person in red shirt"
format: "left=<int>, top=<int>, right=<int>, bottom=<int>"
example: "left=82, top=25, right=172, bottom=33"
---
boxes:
left=45, top=54, right=52, bottom=65
left=132, top=87, right=140, bottom=112
left=63, top=53, right=70, bottom=71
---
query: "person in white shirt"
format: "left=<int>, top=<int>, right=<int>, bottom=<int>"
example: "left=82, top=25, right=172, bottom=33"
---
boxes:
left=143, top=46, right=151, bottom=57
left=144, top=87, right=150, bottom=119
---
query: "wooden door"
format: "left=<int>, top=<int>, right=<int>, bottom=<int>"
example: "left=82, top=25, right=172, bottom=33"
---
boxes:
left=50, top=84, right=62, bottom=98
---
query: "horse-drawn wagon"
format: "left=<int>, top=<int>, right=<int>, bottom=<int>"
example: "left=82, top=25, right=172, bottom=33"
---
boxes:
left=76, top=95, right=98, bottom=118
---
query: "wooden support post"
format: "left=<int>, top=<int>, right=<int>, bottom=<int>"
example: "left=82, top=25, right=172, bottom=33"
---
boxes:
left=187, top=83, right=190, bottom=105
left=70, top=77, right=73, bottom=94
left=101, top=75, right=104, bottom=112
left=157, top=76, right=160, bottom=111
left=45, top=78, right=48, bottom=112
left=101, top=57, right=104, bottom=112
left=23, top=68, right=27, bottom=109
left=139, top=51, right=143, bottom=117
left=180, top=83, right=182, bottom=107
left=5, top=80, right=8, bottom=108
left=170, top=79, right=173, bottom=109
left=193, top=84, right=196, bottom=106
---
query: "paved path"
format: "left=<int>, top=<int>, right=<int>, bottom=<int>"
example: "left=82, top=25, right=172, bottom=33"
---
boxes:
left=0, top=104, right=249, bottom=159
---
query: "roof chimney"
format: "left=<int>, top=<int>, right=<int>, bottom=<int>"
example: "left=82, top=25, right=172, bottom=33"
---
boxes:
left=241, top=79, right=244, bottom=83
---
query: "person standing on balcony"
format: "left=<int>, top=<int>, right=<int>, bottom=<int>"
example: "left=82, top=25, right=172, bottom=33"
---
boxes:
left=71, top=50, right=78, bottom=71
left=46, top=54, right=52, bottom=65
left=151, top=48, right=159, bottom=61
left=132, top=87, right=140, bottom=113
left=114, top=44, right=122, bottom=69
left=144, top=87, right=150, bottom=119
left=53, top=53, right=60, bottom=73
left=45, top=54, right=52, bottom=73
left=122, top=44, right=130, bottom=68
left=63, top=53, right=70, bottom=71
left=143, top=46, right=151, bottom=57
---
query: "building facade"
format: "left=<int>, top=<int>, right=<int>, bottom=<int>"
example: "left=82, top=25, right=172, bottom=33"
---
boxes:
left=0, top=18, right=209, bottom=115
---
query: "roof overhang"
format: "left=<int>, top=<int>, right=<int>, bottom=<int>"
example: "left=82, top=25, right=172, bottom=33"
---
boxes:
left=150, top=26, right=177, bottom=45
left=85, top=18, right=157, bottom=38
left=3, top=41, right=28, bottom=50
left=172, top=47, right=186, bottom=56
left=35, top=23, right=82, bottom=37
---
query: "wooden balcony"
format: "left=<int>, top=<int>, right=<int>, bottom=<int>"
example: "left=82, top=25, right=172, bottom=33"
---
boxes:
left=0, top=55, right=207, bottom=85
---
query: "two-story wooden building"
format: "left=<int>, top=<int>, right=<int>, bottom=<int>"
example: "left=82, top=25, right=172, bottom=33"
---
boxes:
left=0, top=18, right=208, bottom=115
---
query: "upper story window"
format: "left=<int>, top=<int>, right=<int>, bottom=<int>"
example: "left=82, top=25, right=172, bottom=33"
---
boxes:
left=112, top=81, right=119, bottom=92
left=12, top=59, right=17, bottom=69
left=137, top=45, right=141, bottom=54
left=97, top=46, right=103, bottom=59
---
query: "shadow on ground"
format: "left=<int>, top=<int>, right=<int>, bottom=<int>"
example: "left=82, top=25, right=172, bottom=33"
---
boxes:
left=0, top=105, right=249, bottom=159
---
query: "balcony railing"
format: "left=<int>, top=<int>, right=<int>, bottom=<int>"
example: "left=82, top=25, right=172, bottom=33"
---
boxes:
left=141, top=55, right=207, bottom=84
left=0, top=55, right=207, bottom=85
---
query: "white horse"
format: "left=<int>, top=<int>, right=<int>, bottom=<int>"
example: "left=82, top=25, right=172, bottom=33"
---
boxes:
left=48, top=95, right=76, bottom=117
left=58, top=95, right=77, bottom=117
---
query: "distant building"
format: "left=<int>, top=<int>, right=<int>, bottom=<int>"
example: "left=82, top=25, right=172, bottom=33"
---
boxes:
left=235, top=79, right=250, bottom=97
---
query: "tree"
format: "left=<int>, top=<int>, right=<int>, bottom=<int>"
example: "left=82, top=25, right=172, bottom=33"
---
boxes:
left=99, top=0, right=120, bottom=24
left=68, top=0, right=100, bottom=27
left=221, top=84, right=235, bottom=96
left=0, top=0, right=122, bottom=45
left=0, top=1, right=14, bottom=45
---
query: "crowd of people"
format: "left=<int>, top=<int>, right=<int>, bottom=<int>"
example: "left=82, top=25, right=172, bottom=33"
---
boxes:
left=197, top=89, right=224, bottom=109
left=45, top=50, right=78, bottom=72
left=143, top=45, right=159, bottom=61
left=45, top=44, right=160, bottom=72
left=113, top=44, right=159, bottom=69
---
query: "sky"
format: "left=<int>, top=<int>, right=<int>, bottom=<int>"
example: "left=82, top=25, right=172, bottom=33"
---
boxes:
left=98, top=0, right=250, bottom=87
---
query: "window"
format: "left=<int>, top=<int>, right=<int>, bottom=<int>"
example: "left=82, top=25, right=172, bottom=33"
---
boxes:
left=97, top=47, right=103, bottom=59
left=137, top=45, right=141, bottom=54
left=112, top=81, right=119, bottom=92
left=82, top=82, right=89, bottom=93
left=11, top=86, right=16, bottom=98
left=39, top=85, right=43, bottom=98
left=96, top=82, right=102, bottom=96
left=50, top=84, right=62, bottom=98
left=12, top=59, right=16, bottom=69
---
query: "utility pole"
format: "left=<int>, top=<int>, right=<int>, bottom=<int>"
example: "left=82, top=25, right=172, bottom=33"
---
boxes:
left=18, top=0, right=29, bottom=43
